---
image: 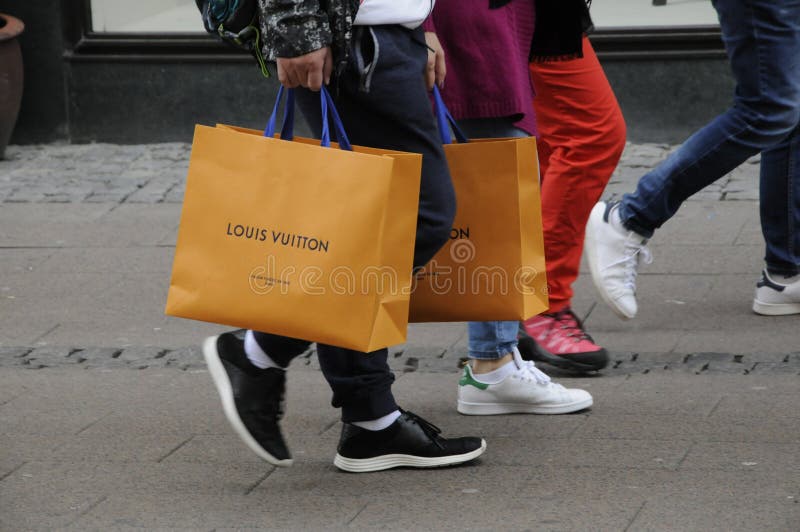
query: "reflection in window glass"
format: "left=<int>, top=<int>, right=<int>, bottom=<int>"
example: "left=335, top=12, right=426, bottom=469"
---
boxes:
left=592, top=0, right=719, bottom=29
left=90, top=0, right=203, bottom=33
left=88, top=0, right=720, bottom=33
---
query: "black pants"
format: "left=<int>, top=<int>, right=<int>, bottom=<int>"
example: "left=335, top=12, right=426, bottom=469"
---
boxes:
left=254, top=26, right=455, bottom=423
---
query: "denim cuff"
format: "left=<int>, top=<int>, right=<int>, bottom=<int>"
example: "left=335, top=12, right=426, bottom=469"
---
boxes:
left=766, top=263, right=800, bottom=277
left=619, top=201, right=656, bottom=239
left=469, top=343, right=517, bottom=360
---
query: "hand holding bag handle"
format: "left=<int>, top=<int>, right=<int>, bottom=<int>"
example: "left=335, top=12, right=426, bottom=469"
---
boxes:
left=431, top=85, right=469, bottom=145
left=263, top=86, right=353, bottom=151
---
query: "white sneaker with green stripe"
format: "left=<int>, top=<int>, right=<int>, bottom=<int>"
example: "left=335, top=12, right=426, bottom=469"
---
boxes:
left=457, top=348, right=593, bottom=415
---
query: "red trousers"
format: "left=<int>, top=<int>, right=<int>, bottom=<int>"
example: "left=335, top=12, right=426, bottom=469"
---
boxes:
left=530, top=37, right=627, bottom=312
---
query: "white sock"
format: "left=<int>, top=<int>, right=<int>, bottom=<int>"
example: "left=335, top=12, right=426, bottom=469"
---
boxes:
left=244, top=330, right=284, bottom=370
left=352, top=410, right=401, bottom=431
left=471, top=357, right=517, bottom=384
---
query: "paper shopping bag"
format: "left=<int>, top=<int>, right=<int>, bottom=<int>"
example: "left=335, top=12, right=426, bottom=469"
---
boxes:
left=408, top=87, right=549, bottom=322
left=166, top=88, right=422, bottom=351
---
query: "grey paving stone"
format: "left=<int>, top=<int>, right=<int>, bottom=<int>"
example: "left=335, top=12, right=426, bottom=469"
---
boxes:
left=0, top=488, right=105, bottom=530
left=23, top=347, right=85, bottom=369
left=48, top=430, right=192, bottom=463
left=124, top=179, right=175, bottom=203
left=0, top=347, right=33, bottom=368
left=673, top=329, right=800, bottom=356
left=680, top=441, right=800, bottom=473
left=0, top=400, right=109, bottom=437
left=725, top=189, right=761, bottom=201
left=491, top=434, right=692, bottom=469
left=35, top=245, right=173, bottom=275
left=576, top=412, right=800, bottom=444
left=77, top=347, right=135, bottom=369
left=7, top=461, right=271, bottom=504
left=162, top=346, right=205, bottom=370
left=116, top=346, right=170, bottom=364
left=0, top=433, right=72, bottom=461
left=163, top=183, right=186, bottom=203
left=69, top=493, right=368, bottom=530
left=352, top=494, right=640, bottom=531
left=629, top=494, right=799, bottom=532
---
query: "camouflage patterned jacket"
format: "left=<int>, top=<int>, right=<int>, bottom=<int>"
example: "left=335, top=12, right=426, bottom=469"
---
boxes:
left=257, top=0, right=360, bottom=64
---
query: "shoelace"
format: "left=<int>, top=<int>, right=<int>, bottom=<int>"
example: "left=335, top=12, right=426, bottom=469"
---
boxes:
left=552, top=309, right=593, bottom=343
left=603, top=238, right=653, bottom=292
left=518, top=359, right=552, bottom=385
left=401, top=410, right=445, bottom=449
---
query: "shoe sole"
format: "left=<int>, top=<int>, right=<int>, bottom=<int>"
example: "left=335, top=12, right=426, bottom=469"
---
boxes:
left=203, top=336, right=293, bottom=468
left=517, top=332, right=608, bottom=372
left=456, top=396, right=593, bottom=416
left=333, top=439, right=487, bottom=473
left=585, top=204, right=635, bottom=320
left=752, top=300, right=800, bottom=315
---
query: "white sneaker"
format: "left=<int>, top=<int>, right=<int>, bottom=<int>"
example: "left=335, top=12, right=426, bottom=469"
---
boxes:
left=457, top=348, right=593, bottom=415
left=752, top=269, right=800, bottom=315
left=584, top=201, right=652, bottom=319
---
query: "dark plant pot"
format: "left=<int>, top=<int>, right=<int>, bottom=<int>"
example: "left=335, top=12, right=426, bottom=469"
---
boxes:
left=0, top=13, right=24, bottom=160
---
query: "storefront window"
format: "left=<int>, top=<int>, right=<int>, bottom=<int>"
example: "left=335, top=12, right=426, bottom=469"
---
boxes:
left=592, top=0, right=719, bottom=29
left=90, top=0, right=203, bottom=33
left=87, top=0, right=719, bottom=34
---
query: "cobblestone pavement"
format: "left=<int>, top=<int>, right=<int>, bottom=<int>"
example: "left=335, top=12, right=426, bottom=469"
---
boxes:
left=0, top=143, right=190, bottom=204
left=0, top=142, right=761, bottom=205
left=0, top=141, right=777, bottom=375
left=2, top=343, right=798, bottom=375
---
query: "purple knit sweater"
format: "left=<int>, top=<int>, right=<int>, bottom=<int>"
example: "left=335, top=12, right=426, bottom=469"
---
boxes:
left=424, top=0, right=537, bottom=136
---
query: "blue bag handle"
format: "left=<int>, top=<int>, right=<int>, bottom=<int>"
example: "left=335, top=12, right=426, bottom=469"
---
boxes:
left=263, top=85, right=352, bottom=151
left=432, top=85, right=469, bottom=145
left=264, top=85, right=294, bottom=139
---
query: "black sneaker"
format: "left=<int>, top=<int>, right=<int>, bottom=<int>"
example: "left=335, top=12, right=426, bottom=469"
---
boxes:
left=333, top=410, right=486, bottom=473
left=203, top=332, right=293, bottom=467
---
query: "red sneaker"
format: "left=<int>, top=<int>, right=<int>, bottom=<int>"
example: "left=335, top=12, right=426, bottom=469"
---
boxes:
left=518, top=309, right=609, bottom=372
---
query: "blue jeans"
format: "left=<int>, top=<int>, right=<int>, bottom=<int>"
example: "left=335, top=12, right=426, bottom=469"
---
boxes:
left=457, top=118, right=529, bottom=360
left=619, top=0, right=800, bottom=276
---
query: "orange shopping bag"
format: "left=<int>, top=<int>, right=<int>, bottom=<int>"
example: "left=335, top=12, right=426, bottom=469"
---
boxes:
left=409, top=87, right=549, bottom=322
left=166, top=87, right=422, bottom=351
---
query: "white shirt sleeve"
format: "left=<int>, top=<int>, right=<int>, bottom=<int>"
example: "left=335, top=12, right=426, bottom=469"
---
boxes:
left=353, top=0, right=435, bottom=29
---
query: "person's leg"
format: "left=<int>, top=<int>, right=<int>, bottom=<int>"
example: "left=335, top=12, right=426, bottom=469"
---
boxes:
left=456, top=117, right=527, bottom=375
left=529, top=37, right=626, bottom=312
left=753, top=122, right=800, bottom=315
left=742, top=2, right=800, bottom=314
left=306, top=26, right=483, bottom=472
left=452, top=118, right=592, bottom=415
left=206, top=26, right=485, bottom=473
left=294, top=25, right=456, bottom=425
left=619, top=0, right=800, bottom=236
left=586, top=0, right=800, bottom=319
left=760, top=124, right=800, bottom=278
left=519, top=37, right=625, bottom=371
left=467, top=321, right=519, bottom=371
